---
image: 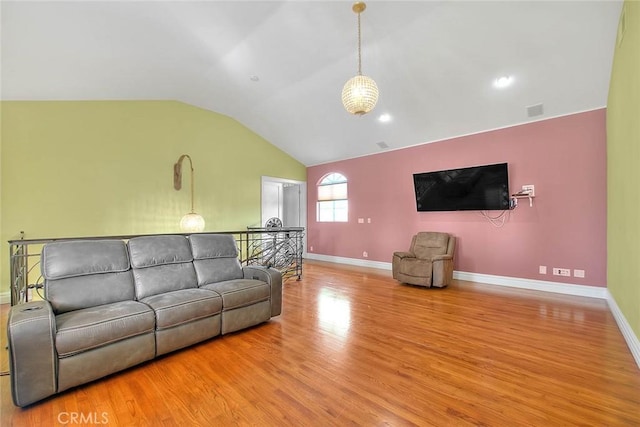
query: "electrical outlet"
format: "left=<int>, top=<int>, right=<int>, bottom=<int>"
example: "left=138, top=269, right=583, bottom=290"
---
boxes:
left=363, top=251, right=368, bottom=258
left=574, top=269, right=585, bottom=278
left=310, top=246, right=314, bottom=252
left=553, top=268, right=571, bottom=277
left=358, top=218, right=364, bottom=224
left=522, top=185, right=535, bottom=197
left=539, top=265, right=547, bottom=274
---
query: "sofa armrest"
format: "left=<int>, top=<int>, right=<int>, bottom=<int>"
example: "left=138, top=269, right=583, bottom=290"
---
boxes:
left=393, top=251, right=415, bottom=260
left=431, top=254, right=453, bottom=261
left=8, top=300, right=58, bottom=407
left=242, top=266, right=283, bottom=317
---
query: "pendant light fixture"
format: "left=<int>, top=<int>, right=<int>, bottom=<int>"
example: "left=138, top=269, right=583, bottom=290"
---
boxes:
left=341, top=1, right=379, bottom=115
left=174, top=154, right=205, bottom=232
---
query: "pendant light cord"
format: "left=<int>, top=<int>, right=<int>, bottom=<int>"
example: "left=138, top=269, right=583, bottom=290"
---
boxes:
left=357, top=11, right=362, bottom=76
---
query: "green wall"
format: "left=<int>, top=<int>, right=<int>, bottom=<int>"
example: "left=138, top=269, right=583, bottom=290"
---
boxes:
left=0, top=101, right=306, bottom=293
left=607, top=1, right=640, bottom=340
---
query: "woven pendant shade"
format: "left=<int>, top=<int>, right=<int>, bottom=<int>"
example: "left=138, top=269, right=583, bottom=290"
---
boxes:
left=342, top=74, right=379, bottom=115
left=342, top=2, right=378, bottom=115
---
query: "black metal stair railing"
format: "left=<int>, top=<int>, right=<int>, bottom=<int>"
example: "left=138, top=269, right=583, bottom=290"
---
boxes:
left=7, top=227, right=304, bottom=306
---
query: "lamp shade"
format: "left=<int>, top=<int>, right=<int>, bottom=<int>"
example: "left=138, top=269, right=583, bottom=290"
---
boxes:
left=341, top=74, right=379, bottom=115
left=180, top=212, right=205, bottom=232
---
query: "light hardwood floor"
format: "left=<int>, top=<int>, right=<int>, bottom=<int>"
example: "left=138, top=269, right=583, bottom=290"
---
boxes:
left=1, top=260, right=639, bottom=426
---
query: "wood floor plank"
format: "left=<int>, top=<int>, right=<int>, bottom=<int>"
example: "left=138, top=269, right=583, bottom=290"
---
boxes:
left=1, top=259, right=639, bottom=426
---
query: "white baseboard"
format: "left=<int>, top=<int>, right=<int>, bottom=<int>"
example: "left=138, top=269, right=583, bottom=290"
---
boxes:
left=0, top=291, right=10, bottom=305
left=606, top=290, right=640, bottom=369
left=305, top=253, right=393, bottom=271
left=453, top=271, right=608, bottom=299
left=304, top=253, right=607, bottom=299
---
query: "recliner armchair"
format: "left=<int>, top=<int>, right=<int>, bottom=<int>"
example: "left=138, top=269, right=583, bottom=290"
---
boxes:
left=392, top=232, right=456, bottom=288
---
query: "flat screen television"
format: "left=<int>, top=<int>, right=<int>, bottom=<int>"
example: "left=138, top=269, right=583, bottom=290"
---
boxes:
left=413, top=163, right=510, bottom=211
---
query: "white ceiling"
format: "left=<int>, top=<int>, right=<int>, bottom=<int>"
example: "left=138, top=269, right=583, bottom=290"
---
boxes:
left=1, top=1, right=622, bottom=166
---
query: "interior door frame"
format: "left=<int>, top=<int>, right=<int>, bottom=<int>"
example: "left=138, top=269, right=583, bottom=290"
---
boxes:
left=261, top=176, right=307, bottom=257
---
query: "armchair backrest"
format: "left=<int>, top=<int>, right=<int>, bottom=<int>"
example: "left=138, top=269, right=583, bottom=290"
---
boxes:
left=410, top=232, right=455, bottom=259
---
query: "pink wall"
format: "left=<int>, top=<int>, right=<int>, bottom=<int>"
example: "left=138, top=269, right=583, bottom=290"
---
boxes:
left=307, top=109, right=607, bottom=287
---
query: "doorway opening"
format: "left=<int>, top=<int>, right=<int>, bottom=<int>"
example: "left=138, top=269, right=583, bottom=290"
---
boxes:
left=261, top=176, right=307, bottom=256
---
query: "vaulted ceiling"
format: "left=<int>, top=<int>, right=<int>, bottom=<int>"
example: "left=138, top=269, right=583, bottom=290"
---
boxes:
left=1, top=1, right=622, bottom=166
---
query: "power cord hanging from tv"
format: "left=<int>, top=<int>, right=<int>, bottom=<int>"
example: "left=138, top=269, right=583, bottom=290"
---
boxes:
left=479, top=209, right=510, bottom=228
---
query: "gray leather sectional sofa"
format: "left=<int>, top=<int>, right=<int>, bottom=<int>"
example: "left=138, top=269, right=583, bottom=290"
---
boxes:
left=7, top=233, right=282, bottom=407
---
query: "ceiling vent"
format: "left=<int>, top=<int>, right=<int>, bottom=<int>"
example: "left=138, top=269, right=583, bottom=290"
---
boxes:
left=526, top=103, right=544, bottom=118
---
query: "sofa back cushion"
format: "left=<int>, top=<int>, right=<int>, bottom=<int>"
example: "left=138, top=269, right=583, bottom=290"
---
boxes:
left=189, top=234, right=244, bottom=286
left=128, top=235, right=198, bottom=299
left=42, top=240, right=134, bottom=314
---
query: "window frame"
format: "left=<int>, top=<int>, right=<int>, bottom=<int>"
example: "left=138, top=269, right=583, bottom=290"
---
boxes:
left=316, top=173, right=348, bottom=223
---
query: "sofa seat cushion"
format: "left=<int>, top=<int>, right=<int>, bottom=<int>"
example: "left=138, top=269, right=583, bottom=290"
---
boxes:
left=201, top=279, right=269, bottom=311
left=140, top=288, right=222, bottom=330
left=55, top=300, right=155, bottom=358
left=398, top=258, right=432, bottom=278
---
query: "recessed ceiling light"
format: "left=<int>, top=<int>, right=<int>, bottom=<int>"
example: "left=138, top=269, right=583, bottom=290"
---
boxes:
left=493, top=76, right=513, bottom=88
left=249, top=75, right=260, bottom=82
left=378, top=113, right=392, bottom=123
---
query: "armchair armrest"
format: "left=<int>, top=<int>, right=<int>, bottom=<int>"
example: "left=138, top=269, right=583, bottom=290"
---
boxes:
left=242, top=266, right=283, bottom=317
left=393, top=251, right=415, bottom=260
left=8, top=300, right=57, bottom=407
left=430, top=254, right=453, bottom=261
left=431, top=255, right=455, bottom=288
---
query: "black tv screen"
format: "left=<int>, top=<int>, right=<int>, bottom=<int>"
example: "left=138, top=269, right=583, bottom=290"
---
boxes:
left=413, top=163, right=510, bottom=211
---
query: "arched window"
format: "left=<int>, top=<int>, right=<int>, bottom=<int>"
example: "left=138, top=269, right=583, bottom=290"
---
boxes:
left=317, top=173, right=348, bottom=222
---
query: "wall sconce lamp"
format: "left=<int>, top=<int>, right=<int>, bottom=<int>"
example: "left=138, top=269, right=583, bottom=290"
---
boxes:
left=174, top=154, right=205, bottom=232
